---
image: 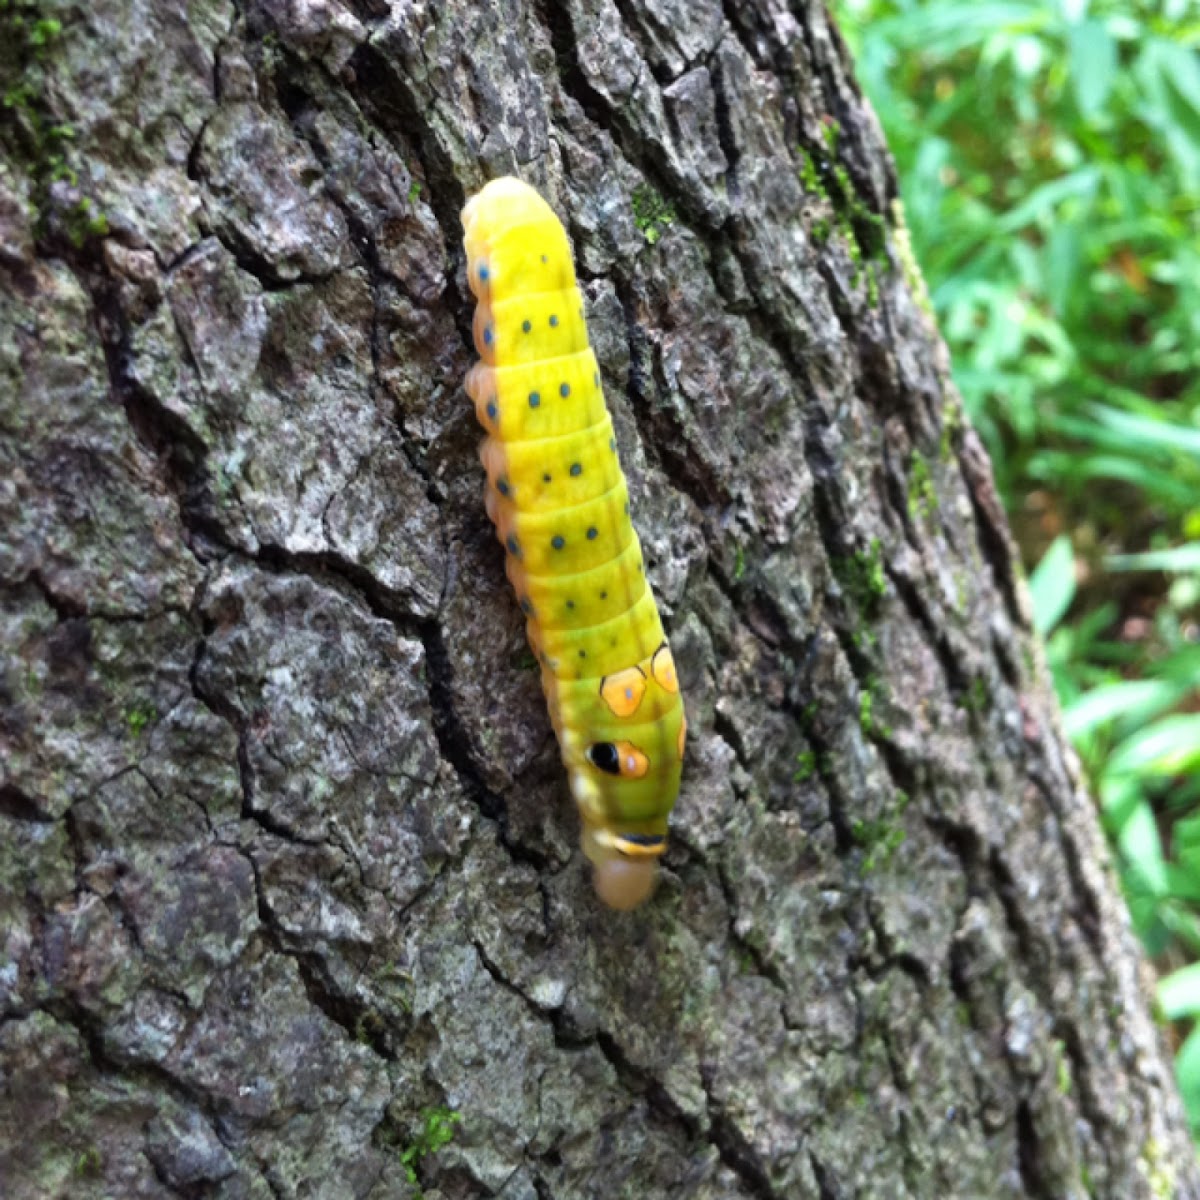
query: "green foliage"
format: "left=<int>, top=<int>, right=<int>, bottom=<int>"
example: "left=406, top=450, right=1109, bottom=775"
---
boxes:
left=858, top=688, right=874, bottom=734
left=400, top=1107, right=462, bottom=1196
left=793, top=749, right=817, bottom=783
left=836, top=538, right=888, bottom=618
left=125, top=704, right=155, bottom=737
left=851, top=812, right=906, bottom=875
left=799, top=124, right=888, bottom=300
left=838, top=0, right=1200, bottom=1134
left=2, top=2, right=62, bottom=130
left=74, top=1146, right=102, bottom=1177
left=1028, top=532, right=1076, bottom=635
left=907, top=451, right=937, bottom=520
left=851, top=788, right=911, bottom=874
left=631, top=183, right=676, bottom=245
left=1052, top=1037, right=1072, bottom=1095
left=0, top=1, right=107, bottom=243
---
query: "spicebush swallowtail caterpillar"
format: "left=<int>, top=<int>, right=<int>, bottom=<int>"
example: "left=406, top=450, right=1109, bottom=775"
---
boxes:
left=461, top=177, right=686, bottom=910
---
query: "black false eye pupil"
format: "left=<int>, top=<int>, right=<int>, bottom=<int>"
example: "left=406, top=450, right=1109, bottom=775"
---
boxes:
left=589, top=742, right=621, bottom=775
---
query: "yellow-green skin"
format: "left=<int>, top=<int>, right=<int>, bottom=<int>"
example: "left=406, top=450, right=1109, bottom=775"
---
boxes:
left=461, top=177, right=686, bottom=909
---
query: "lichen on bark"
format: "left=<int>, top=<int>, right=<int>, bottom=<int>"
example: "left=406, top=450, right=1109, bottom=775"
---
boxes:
left=1, top=1, right=1195, bottom=1197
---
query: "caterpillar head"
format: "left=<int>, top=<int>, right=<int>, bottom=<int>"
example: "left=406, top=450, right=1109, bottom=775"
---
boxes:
left=568, top=712, right=682, bottom=911
left=579, top=822, right=664, bottom=911
left=575, top=756, right=668, bottom=910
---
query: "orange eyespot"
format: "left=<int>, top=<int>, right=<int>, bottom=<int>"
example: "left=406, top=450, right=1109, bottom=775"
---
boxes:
left=677, top=714, right=687, bottom=760
left=614, top=740, right=650, bottom=778
left=586, top=740, right=650, bottom=779
left=651, top=643, right=678, bottom=693
left=600, top=666, right=647, bottom=717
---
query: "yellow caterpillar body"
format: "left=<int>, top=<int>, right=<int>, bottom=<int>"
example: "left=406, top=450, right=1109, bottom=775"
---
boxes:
left=461, top=177, right=686, bottom=909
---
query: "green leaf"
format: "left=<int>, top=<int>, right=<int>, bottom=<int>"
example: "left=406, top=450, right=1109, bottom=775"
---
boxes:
left=1087, top=405, right=1200, bottom=463
left=1159, top=963, right=1200, bottom=1020
left=1029, top=534, right=1076, bottom=635
left=1044, top=221, right=1083, bottom=316
left=1113, top=794, right=1170, bottom=897
left=1098, top=773, right=1169, bottom=893
left=1109, top=715, right=1200, bottom=776
left=996, top=168, right=1100, bottom=233
left=1061, top=679, right=1180, bottom=740
left=1175, top=1026, right=1200, bottom=1131
left=1107, top=544, right=1200, bottom=573
left=1068, top=20, right=1117, bottom=118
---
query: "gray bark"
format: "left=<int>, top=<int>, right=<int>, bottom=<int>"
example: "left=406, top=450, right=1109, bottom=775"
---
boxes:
left=1, top=0, right=1194, bottom=1197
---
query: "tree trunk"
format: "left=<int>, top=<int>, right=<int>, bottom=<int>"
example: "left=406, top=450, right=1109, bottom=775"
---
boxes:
left=1, top=1, right=1194, bottom=1197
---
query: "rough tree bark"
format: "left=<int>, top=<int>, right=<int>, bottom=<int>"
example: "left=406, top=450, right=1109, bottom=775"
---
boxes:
left=1, top=1, right=1194, bottom=1197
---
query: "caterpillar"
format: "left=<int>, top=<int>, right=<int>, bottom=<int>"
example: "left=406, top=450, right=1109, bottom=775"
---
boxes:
left=461, top=177, right=686, bottom=910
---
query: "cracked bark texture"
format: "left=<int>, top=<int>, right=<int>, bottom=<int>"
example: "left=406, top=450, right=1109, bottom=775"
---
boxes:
left=1, top=1, right=1194, bottom=1197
